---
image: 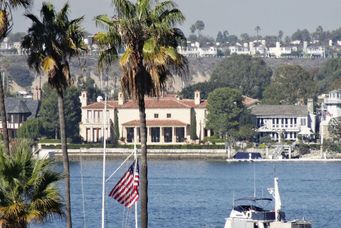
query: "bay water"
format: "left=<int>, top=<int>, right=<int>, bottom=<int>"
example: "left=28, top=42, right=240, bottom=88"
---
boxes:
left=31, top=160, right=341, bottom=227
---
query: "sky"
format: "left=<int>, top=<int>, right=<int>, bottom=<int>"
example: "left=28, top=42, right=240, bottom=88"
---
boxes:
left=12, top=0, right=341, bottom=38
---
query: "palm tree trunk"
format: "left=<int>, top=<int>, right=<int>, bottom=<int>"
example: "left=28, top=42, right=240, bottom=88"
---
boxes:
left=138, top=94, right=148, bottom=228
left=57, top=91, right=72, bottom=228
left=0, top=71, right=9, bottom=155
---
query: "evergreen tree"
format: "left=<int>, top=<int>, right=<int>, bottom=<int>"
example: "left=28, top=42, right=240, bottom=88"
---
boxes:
left=114, top=108, right=120, bottom=143
left=190, top=108, right=198, bottom=140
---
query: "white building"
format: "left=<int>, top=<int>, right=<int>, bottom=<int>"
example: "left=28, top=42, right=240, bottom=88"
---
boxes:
left=251, top=102, right=316, bottom=142
left=320, top=89, right=341, bottom=139
left=229, top=46, right=250, bottom=55
left=79, top=91, right=210, bottom=144
left=177, top=45, right=217, bottom=57
left=268, top=42, right=298, bottom=58
left=303, top=41, right=325, bottom=58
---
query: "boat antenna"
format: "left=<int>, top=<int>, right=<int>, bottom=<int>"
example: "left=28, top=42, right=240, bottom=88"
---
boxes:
left=253, top=162, right=256, bottom=198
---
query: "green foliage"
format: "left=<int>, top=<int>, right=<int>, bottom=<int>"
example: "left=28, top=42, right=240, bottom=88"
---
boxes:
left=210, top=55, right=272, bottom=99
left=263, top=65, right=317, bottom=104
left=297, top=144, right=311, bottom=155
left=0, top=139, right=63, bottom=227
left=39, top=84, right=59, bottom=138
left=181, top=82, right=216, bottom=99
left=78, top=77, right=104, bottom=103
left=206, top=87, right=245, bottom=138
left=328, top=117, right=341, bottom=140
left=190, top=108, right=197, bottom=140
left=17, top=118, right=43, bottom=140
left=113, top=108, right=120, bottom=144
left=291, top=29, right=311, bottom=42
left=64, top=86, right=82, bottom=142
left=316, top=58, right=341, bottom=92
left=194, top=20, right=205, bottom=33
left=39, top=84, right=81, bottom=141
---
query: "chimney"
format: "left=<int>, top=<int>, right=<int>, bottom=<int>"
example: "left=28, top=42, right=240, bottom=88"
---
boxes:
left=118, top=91, right=125, bottom=105
left=307, top=98, right=314, bottom=113
left=194, top=90, right=201, bottom=105
left=79, top=91, right=88, bottom=107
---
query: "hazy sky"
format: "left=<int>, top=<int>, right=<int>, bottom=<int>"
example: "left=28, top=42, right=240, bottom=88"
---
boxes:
left=12, top=0, right=341, bottom=38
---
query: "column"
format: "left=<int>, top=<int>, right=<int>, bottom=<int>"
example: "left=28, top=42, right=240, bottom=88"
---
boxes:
left=160, top=127, right=164, bottom=144
left=147, top=127, right=151, bottom=144
left=90, top=127, right=93, bottom=142
left=172, top=127, right=176, bottom=143
left=134, top=127, right=137, bottom=144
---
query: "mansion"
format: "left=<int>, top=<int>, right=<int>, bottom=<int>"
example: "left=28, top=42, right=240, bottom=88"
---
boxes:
left=79, top=91, right=210, bottom=144
left=250, top=100, right=316, bottom=142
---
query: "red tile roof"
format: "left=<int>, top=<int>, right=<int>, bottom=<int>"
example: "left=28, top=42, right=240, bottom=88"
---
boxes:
left=122, top=119, right=187, bottom=126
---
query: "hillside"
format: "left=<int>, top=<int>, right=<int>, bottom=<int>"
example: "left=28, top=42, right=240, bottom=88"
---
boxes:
left=1, top=55, right=328, bottom=94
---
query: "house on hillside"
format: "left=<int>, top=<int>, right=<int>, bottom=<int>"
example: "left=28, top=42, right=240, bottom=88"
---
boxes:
left=250, top=100, right=316, bottom=142
left=79, top=91, right=211, bottom=144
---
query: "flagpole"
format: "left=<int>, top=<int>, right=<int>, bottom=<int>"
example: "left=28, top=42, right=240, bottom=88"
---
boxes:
left=101, top=89, right=108, bottom=228
left=134, top=142, right=138, bottom=228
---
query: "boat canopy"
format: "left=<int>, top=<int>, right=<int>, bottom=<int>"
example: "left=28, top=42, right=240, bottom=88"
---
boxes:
left=233, top=152, right=262, bottom=159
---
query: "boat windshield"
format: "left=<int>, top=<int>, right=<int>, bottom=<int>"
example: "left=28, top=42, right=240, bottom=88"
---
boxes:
left=233, top=197, right=273, bottom=211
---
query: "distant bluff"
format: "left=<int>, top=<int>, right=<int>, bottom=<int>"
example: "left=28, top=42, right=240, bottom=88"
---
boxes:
left=2, top=55, right=327, bottom=93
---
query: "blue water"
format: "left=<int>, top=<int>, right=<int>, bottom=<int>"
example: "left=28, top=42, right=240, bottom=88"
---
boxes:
left=31, top=160, right=341, bottom=228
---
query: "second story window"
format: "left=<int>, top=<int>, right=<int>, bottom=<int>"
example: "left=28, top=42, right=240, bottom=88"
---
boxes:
left=301, top=118, right=306, bottom=126
left=154, top=113, right=159, bottom=118
left=167, top=113, right=171, bottom=118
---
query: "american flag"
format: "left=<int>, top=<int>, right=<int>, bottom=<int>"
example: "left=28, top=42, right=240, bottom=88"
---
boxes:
left=109, top=161, right=139, bottom=208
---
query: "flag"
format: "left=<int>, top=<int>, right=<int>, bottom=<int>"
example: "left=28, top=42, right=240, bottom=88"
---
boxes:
left=109, top=161, right=139, bottom=208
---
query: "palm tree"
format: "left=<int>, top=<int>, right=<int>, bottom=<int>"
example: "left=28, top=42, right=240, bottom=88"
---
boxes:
left=94, top=0, right=188, bottom=227
left=0, top=0, right=32, bottom=155
left=21, top=3, right=87, bottom=228
left=0, top=139, right=63, bottom=228
left=255, top=25, right=261, bottom=42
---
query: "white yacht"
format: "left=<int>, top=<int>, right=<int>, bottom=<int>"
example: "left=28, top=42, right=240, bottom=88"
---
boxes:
left=224, top=178, right=312, bottom=228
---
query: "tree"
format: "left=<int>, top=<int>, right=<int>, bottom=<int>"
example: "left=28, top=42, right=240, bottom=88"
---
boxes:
left=113, top=108, right=120, bottom=143
left=0, top=0, right=33, bottom=155
left=291, top=29, right=311, bottom=42
left=240, top=33, right=250, bottom=43
left=210, top=55, right=272, bottom=99
left=206, top=87, right=245, bottom=138
left=0, top=139, right=63, bottom=227
left=78, top=77, right=104, bottom=103
left=181, top=81, right=217, bottom=100
left=190, top=108, right=197, bottom=140
left=22, top=3, right=87, bottom=228
left=17, top=118, right=43, bottom=140
left=278, top=30, right=284, bottom=41
left=190, top=24, right=196, bottom=34
left=194, top=20, right=205, bottom=35
left=39, top=84, right=82, bottom=142
left=39, top=85, right=59, bottom=139
left=328, top=117, right=341, bottom=141
left=255, top=25, right=261, bottom=41
left=263, top=65, right=317, bottom=104
left=316, top=58, right=341, bottom=92
left=94, top=1, right=188, bottom=227
left=216, top=31, right=224, bottom=43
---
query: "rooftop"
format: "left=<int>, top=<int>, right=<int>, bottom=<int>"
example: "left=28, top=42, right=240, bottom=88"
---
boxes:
left=251, top=105, right=308, bottom=117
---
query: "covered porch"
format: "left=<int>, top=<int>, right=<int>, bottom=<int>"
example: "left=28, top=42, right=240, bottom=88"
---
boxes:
left=122, top=120, right=189, bottom=144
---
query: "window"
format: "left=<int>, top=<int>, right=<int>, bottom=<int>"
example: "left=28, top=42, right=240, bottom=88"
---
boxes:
left=301, top=118, right=306, bottom=126
left=167, top=113, right=171, bottom=118
left=154, top=113, right=159, bottom=118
